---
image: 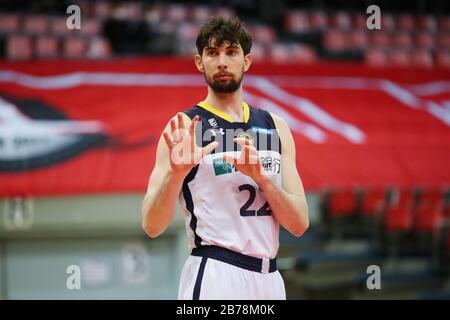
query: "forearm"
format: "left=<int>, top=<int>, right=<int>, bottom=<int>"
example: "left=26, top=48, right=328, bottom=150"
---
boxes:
left=142, top=167, right=186, bottom=237
left=258, top=176, right=309, bottom=237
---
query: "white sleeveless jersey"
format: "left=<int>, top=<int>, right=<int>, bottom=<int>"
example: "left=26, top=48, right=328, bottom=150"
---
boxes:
left=178, top=101, right=282, bottom=259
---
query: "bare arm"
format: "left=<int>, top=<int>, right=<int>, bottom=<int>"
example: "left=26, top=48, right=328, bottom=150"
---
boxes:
left=141, top=144, right=186, bottom=238
left=142, top=113, right=218, bottom=238
left=222, top=113, right=309, bottom=237
left=257, top=113, right=309, bottom=237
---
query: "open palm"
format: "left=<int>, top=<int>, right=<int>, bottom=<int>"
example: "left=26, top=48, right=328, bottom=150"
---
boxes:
left=163, top=113, right=218, bottom=175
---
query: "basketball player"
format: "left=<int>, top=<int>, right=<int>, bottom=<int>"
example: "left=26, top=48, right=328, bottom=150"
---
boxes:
left=142, top=17, right=309, bottom=300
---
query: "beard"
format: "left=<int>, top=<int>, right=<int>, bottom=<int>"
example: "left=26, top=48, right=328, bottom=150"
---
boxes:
left=204, top=69, right=244, bottom=94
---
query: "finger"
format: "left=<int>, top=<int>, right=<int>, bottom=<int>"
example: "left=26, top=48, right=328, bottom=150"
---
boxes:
left=177, top=113, right=185, bottom=131
left=242, top=144, right=258, bottom=156
left=223, top=155, right=237, bottom=166
left=202, top=141, right=219, bottom=157
left=242, top=144, right=256, bottom=151
left=189, top=115, right=200, bottom=137
left=249, top=154, right=260, bottom=165
left=234, top=137, right=253, bottom=147
left=241, top=145, right=251, bottom=164
left=163, top=132, right=174, bottom=150
left=170, top=118, right=180, bottom=142
left=190, top=116, right=200, bottom=151
left=170, top=118, right=177, bottom=135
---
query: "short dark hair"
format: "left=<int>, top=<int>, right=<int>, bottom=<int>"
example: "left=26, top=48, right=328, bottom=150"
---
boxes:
left=196, top=16, right=252, bottom=56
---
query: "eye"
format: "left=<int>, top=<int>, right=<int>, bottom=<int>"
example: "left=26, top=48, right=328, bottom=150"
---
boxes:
left=227, top=50, right=238, bottom=56
left=207, top=51, right=218, bottom=56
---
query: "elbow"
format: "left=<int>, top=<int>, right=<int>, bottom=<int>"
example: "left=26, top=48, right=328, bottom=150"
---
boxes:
left=291, top=220, right=309, bottom=238
left=141, top=201, right=160, bottom=238
left=142, top=209, right=163, bottom=239
left=142, top=223, right=163, bottom=238
left=291, top=201, right=309, bottom=237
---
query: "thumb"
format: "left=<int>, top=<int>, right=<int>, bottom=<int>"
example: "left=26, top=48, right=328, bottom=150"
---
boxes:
left=201, top=141, right=219, bottom=157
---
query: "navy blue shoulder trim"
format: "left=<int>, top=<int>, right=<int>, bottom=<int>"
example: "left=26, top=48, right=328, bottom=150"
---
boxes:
left=247, top=106, right=277, bottom=130
left=264, top=109, right=277, bottom=130
left=248, top=106, right=282, bottom=154
left=182, top=105, right=205, bottom=120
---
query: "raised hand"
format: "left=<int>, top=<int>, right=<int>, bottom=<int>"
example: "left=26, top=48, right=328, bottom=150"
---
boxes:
left=222, top=137, right=266, bottom=184
left=163, top=113, right=218, bottom=176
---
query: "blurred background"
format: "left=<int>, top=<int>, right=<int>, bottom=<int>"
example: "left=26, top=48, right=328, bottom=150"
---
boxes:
left=0, top=0, right=449, bottom=299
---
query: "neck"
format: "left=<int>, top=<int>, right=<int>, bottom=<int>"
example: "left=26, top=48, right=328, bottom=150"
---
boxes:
left=204, top=86, right=243, bottom=122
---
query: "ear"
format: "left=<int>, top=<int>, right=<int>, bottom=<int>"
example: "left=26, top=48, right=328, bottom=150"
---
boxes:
left=243, top=53, right=252, bottom=72
left=194, top=54, right=204, bottom=72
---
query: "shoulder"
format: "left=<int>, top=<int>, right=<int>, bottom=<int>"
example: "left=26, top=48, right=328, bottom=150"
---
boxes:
left=268, top=112, right=295, bottom=154
left=163, top=105, right=204, bottom=129
left=268, top=112, right=290, bottom=133
left=247, top=105, right=279, bottom=130
left=161, top=106, right=199, bottom=133
left=181, top=104, right=209, bottom=120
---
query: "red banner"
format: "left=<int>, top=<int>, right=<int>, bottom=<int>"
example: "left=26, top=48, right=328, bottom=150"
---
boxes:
left=0, top=58, right=449, bottom=196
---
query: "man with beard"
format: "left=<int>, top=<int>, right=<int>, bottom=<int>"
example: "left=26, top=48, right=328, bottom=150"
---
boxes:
left=142, top=17, right=309, bottom=300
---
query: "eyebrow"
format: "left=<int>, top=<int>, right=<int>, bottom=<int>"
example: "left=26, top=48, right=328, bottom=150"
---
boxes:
left=205, top=44, right=240, bottom=50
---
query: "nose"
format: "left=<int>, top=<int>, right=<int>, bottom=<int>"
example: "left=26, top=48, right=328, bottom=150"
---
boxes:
left=217, top=52, right=228, bottom=70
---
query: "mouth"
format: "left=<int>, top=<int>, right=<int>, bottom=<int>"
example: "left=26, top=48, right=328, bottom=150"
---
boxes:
left=215, top=73, right=233, bottom=81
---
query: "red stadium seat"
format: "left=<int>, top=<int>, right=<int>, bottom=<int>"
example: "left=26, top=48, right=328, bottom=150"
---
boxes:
left=159, top=20, right=177, bottom=34
left=0, top=14, right=20, bottom=33
left=87, top=37, right=111, bottom=59
left=6, top=35, right=32, bottom=60
left=63, top=37, right=87, bottom=59
left=285, top=11, right=310, bottom=33
left=251, top=25, right=277, bottom=44
left=191, top=6, right=210, bottom=23
left=93, top=1, right=113, bottom=19
left=290, top=45, right=317, bottom=64
left=50, top=17, right=72, bottom=35
left=437, top=33, right=450, bottom=49
left=389, top=49, right=412, bottom=67
left=365, top=48, right=388, bottom=67
left=178, top=22, right=200, bottom=42
left=324, top=30, right=348, bottom=51
left=81, top=19, right=102, bottom=36
left=397, top=14, right=416, bottom=30
left=35, top=36, right=59, bottom=59
left=371, top=32, right=391, bottom=47
left=349, top=29, right=369, bottom=50
left=418, top=15, right=437, bottom=32
left=445, top=190, right=450, bottom=218
left=214, top=8, right=234, bottom=20
left=126, top=2, right=144, bottom=21
left=352, top=14, right=366, bottom=29
left=412, top=49, right=434, bottom=68
left=361, top=188, right=387, bottom=217
left=268, top=44, right=291, bottom=63
left=438, top=16, right=450, bottom=31
left=166, top=4, right=187, bottom=22
left=436, top=50, right=450, bottom=68
left=384, top=188, right=414, bottom=231
left=393, top=32, right=413, bottom=48
left=327, top=188, right=358, bottom=217
left=381, top=14, right=396, bottom=31
left=414, top=188, right=444, bottom=232
left=330, top=11, right=351, bottom=30
left=146, top=4, right=165, bottom=25
left=309, top=11, right=328, bottom=30
left=416, top=32, right=435, bottom=50
left=23, top=15, right=49, bottom=34
left=249, top=43, right=265, bottom=63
